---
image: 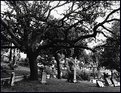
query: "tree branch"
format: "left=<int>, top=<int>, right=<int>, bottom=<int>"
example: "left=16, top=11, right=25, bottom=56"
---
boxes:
left=35, top=42, right=95, bottom=54
left=102, top=8, right=120, bottom=24
left=1, top=19, right=22, bottom=44
left=97, top=31, right=109, bottom=38
left=105, top=19, right=120, bottom=23
left=71, top=8, right=120, bottom=45
left=101, top=25, right=116, bottom=35
left=1, top=32, right=21, bottom=48
left=66, top=19, right=84, bottom=31
left=46, top=1, right=68, bottom=20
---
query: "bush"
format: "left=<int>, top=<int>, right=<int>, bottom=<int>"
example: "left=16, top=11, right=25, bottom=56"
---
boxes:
left=78, top=72, right=90, bottom=80
left=18, top=62, right=29, bottom=67
left=18, top=58, right=29, bottom=67
left=61, top=71, right=68, bottom=79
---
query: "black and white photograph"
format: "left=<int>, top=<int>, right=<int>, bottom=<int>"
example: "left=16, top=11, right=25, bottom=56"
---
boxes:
left=1, top=0, right=120, bottom=92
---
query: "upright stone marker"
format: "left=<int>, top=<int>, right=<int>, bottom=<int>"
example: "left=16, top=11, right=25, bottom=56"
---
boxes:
left=41, top=70, right=47, bottom=84
left=73, top=58, right=77, bottom=83
left=10, top=72, right=15, bottom=86
left=111, top=78, right=120, bottom=87
left=105, top=78, right=114, bottom=86
left=96, top=80, right=105, bottom=87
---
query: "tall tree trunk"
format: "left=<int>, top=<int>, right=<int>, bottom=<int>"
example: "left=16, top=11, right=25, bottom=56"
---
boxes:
left=13, top=49, right=16, bottom=65
left=9, top=48, right=12, bottom=61
left=27, top=53, right=38, bottom=80
left=54, top=53, right=61, bottom=79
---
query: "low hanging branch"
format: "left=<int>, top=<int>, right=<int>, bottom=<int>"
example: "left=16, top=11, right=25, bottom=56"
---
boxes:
left=1, top=19, right=22, bottom=47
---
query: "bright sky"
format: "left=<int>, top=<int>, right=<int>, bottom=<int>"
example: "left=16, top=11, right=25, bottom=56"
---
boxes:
left=1, top=1, right=120, bottom=54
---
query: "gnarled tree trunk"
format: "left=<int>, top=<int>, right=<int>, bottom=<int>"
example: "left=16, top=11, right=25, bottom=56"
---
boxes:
left=27, top=52, right=38, bottom=80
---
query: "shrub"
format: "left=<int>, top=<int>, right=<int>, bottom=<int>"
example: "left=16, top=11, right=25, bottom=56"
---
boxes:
left=61, top=71, right=68, bottom=79
left=18, top=58, right=29, bottom=67
left=78, top=72, right=90, bottom=80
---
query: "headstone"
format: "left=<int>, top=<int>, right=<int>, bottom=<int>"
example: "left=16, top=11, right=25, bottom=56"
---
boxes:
left=105, top=78, right=114, bottom=86
left=10, top=72, right=15, bottom=86
left=53, top=75, right=56, bottom=78
left=111, top=78, right=120, bottom=87
left=96, top=80, right=105, bottom=87
left=47, top=74, right=50, bottom=79
left=73, top=65, right=77, bottom=83
left=73, top=58, right=77, bottom=83
left=90, top=79, right=97, bottom=84
left=41, top=70, right=47, bottom=84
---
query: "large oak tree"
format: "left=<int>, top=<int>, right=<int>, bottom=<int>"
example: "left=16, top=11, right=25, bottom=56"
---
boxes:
left=1, top=1, right=120, bottom=80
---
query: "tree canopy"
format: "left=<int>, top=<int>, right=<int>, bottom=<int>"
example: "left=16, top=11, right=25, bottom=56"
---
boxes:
left=98, top=21, right=120, bottom=71
left=1, top=1, right=120, bottom=53
left=1, top=1, right=120, bottom=80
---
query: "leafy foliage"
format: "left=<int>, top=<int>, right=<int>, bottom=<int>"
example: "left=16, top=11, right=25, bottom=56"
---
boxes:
left=99, top=21, right=120, bottom=71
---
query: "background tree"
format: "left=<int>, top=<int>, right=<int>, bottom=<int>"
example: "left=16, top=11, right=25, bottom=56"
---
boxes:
left=1, top=1, right=120, bottom=80
left=99, top=21, right=120, bottom=72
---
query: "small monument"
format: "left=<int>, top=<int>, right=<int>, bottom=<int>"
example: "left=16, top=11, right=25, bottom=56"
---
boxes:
left=96, top=80, right=105, bottom=87
left=111, top=78, right=120, bottom=87
left=105, top=78, right=114, bottom=86
left=73, top=58, right=77, bottom=83
left=10, top=72, right=15, bottom=86
left=41, top=69, right=47, bottom=84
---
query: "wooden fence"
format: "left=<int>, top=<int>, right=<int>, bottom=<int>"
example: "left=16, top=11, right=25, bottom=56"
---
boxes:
left=1, top=73, right=29, bottom=86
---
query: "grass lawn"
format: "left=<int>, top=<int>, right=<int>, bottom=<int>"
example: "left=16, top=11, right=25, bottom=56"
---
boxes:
left=1, top=78, right=120, bottom=92
left=1, top=64, right=30, bottom=78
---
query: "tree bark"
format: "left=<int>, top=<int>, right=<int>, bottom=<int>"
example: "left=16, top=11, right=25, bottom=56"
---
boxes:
left=9, top=48, right=12, bottom=61
left=27, top=53, right=38, bottom=80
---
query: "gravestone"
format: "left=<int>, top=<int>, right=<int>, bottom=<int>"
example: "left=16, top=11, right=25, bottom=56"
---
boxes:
left=41, top=70, right=47, bottom=84
left=105, top=78, right=114, bottom=86
left=96, top=80, right=105, bottom=87
left=73, top=58, right=77, bottom=83
left=47, top=74, right=50, bottom=79
left=90, top=79, right=97, bottom=84
left=53, top=75, right=56, bottom=78
left=111, top=78, right=120, bottom=87
left=10, top=72, right=15, bottom=86
left=73, top=65, right=77, bottom=83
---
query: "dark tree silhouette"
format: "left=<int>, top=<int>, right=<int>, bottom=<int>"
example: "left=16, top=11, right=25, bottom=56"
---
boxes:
left=1, top=1, right=120, bottom=80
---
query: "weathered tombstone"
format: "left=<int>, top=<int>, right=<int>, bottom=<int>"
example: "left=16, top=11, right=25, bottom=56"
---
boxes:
left=73, top=66, right=77, bottom=83
left=41, top=70, right=47, bottom=84
left=47, top=74, right=50, bottom=79
left=105, top=78, right=114, bottom=86
left=73, top=59, right=77, bottom=83
left=91, top=79, right=97, bottom=84
left=111, top=78, right=120, bottom=87
left=10, top=72, right=15, bottom=86
left=96, top=80, right=105, bottom=87
left=53, top=75, right=56, bottom=78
